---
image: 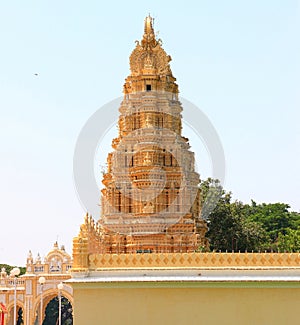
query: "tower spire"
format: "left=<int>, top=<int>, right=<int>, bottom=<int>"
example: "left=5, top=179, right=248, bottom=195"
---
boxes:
left=96, top=16, right=209, bottom=254
left=125, top=15, right=175, bottom=92
left=144, top=14, right=154, bottom=35
left=141, top=14, right=157, bottom=50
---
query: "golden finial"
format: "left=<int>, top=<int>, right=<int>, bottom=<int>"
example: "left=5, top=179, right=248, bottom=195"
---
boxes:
left=144, top=14, right=154, bottom=35
left=141, top=15, right=157, bottom=50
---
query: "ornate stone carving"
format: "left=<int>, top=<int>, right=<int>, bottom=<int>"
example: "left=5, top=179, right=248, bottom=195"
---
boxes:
left=80, top=252, right=300, bottom=270
left=129, top=16, right=172, bottom=77
left=74, top=16, right=208, bottom=256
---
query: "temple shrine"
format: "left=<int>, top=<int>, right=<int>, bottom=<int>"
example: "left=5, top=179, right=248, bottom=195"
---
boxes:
left=74, top=15, right=208, bottom=255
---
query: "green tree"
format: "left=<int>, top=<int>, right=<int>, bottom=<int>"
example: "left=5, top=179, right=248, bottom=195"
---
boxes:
left=199, top=178, right=300, bottom=252
left=0, top=264, right=26, bottom=275
left=200, top=179, right=268, bottom=252
left=206, top=199, right=268, bottom=252
left=246, top=202, right=299, bottom=240
left=277, top=229, right=300, bottom=252
left=245, top=201, right=300, bottom=250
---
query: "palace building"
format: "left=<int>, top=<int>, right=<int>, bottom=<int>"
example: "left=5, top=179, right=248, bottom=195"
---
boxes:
left=0, top=242, right=73, bottom=325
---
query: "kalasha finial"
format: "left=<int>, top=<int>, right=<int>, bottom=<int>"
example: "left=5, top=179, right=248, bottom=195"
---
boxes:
left=141, top=15, right=157, bottom=49
left=144, top=14, right=154, bottom=35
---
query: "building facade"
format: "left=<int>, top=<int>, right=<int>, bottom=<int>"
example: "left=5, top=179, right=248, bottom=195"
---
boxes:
left=0, top=242, right=73, bottom=325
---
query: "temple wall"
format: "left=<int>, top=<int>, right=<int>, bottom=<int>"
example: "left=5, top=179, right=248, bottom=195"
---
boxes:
left=72, top=251, right=300, bottom=270
left=72, top=283, right=300, bottom=325
left=70, top=252, right=300, bottom=324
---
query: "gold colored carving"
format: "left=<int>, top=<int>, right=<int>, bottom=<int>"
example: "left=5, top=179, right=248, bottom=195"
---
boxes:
left=73, top=16, right=207, bottom=257
left=129, top=16, right=172, bottom=77
left=84, top=252, right=300, bottom=270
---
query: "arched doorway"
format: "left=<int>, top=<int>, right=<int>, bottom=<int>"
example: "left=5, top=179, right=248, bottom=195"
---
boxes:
left=33, top=290, right=73, bottom=325
left=42, top=296, right=73, bottom=325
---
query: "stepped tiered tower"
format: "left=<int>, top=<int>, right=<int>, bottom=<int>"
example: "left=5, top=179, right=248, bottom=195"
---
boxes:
left=75, top=16, right=208, bottom=255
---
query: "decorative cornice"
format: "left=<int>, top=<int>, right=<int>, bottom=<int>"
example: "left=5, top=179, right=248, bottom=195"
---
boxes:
left=71, top=252, right=300, bottom=271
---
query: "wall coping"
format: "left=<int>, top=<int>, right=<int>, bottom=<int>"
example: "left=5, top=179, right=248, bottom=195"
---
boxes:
left=74, top=252, right=300, bottom=269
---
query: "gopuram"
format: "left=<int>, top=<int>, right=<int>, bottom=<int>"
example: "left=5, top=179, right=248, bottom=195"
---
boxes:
left=73, top=15, right=208, bottom=257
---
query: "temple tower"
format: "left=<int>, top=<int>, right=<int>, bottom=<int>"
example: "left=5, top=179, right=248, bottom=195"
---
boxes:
left=96, top=16, right=208, bottom=253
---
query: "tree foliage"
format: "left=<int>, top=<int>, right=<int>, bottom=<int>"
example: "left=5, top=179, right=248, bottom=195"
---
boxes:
left=277, top=229, right=300, bottom=252
left=245, top=202, right=300, bottom=241
left=200, top=178, right=300, bottom=252
left=0, top=264, right=26, bottom=275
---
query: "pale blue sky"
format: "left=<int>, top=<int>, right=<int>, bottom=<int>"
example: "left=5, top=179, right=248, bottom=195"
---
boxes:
left=0, top=1, right=299, bottom=265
